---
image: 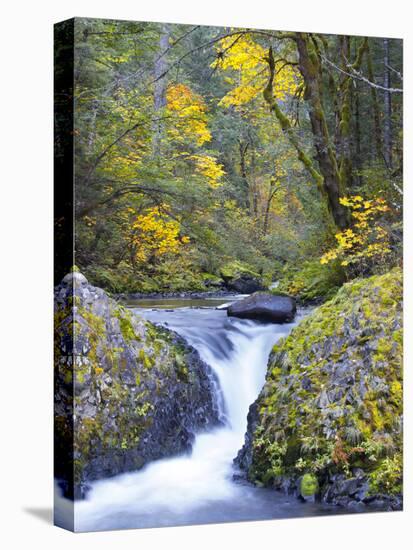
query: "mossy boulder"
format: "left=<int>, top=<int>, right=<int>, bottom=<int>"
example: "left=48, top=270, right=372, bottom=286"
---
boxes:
left=237, top=269, right=403, bottom=510
left=54, top=272, right=220, bottom=499
left=300, top=473, right=319, bottom=500
left=201, top=272, right=225, bottom=288
left=220, top=261, right=265, bottom=293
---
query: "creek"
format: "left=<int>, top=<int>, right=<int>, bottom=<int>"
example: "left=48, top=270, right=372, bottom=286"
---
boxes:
left=71, top=298, right=353, bottom=531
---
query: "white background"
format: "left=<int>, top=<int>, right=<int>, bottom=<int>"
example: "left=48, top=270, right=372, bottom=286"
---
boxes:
left=1, top=0, right=411, bottom=548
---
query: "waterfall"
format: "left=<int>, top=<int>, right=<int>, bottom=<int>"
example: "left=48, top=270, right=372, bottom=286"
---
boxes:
left=58, top=305, right=315, bottom=531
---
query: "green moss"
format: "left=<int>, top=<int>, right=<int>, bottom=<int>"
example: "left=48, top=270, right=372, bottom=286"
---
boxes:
left=174, top=353, right=189, bottom=382
left=374, top=338, right=393, bottom=360
left=300, top=473, right=319, bottom=497
left=248, top=269, right=403, bottom=499
left=365, top=399, right=385, bottom=431
left=201, top=272, right=224, bottom=286
left=135, top=402, right=154, bottom=417
left=220, top=260, right=260, bottom=281
left=393, top=329, right=403, bottom=345
left=114, top=308, right=140, bottom=343
left=390, top=380, right=402, bottom=408
left=368, top=455, right=402, bottom=495
left=138, top=348, right=153, bottom=370
left=274, top=260, right=345, bottom=303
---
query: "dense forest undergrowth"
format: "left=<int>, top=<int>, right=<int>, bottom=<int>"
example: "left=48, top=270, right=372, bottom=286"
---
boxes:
left=55, top=19, right=402, bottom=301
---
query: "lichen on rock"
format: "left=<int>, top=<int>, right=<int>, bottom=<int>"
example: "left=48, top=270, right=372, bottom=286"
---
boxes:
left=54, top=272, right=220, bottom=499
left=236, top=269, right=403, bottom=510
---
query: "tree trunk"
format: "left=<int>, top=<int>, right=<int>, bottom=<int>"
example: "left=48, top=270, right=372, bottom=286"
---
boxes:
left=250, top=148, right=258, bottom=218
left=295, top=34, right=349, bottom=229
left=354, top=79, right=362, bottom=185
left=336, top=36, right=368, bottom=189
left=366, top=40, right=383, bottom=160
left=263, top=177, right=278, bottom=235
left=152, top=24, right=170, bottom=157
left=383, top=38, right=393, bottom=168
left=338, top=36, right=353, bottom=189
left=238, top=140, right=250, bottom=208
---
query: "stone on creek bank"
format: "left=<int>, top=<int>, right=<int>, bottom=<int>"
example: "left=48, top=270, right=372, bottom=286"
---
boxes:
left=220, top=261, right=265, bottom=294
left=227, top=292, right=296, bottom=323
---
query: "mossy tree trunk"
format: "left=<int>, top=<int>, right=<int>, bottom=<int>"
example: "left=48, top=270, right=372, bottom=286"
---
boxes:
left=383, top=38, right=393, bottom=168
left=337, top=36, right=368, bottom=189
left=263, top=176, right=279, bottom=235
left=295, top=33, right=349, bottom=229
left=238, top=139, right=250, bottom=209
left=264, top=33, right=370, bottom=230
left=263, top=37, right=348, bottom=230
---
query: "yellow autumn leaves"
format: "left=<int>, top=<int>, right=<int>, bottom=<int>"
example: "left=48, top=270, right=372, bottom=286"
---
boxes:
left=103, top=35, right=302, bottom=264
left=320, top=196, right=391, bottom=267
left=211, top=34, right=299, bottom=108
left=129, top=206, right=190, bottom=263
left=166, top=83, right=225, bottom=188
left=166, top=83, right=212, bottom=146
left=189, top=154, right=225, bottom=187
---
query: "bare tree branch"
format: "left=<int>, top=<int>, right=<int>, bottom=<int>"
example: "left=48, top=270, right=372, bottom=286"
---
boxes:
left=321, top=55, right=403, bottom=93
left=151, top=30, right=296, bottom=86
left=82, top=114, right=176, bottom=183
left=385, top=63, right=403, bottom=81
left=77, top=180, right=186, bottom=217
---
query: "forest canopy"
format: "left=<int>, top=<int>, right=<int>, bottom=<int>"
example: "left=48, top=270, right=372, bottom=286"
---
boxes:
left=70, top=19, right=403, bottom=296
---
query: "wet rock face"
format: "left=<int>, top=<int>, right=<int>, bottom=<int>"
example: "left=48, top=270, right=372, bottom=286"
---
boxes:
left=220, top=261, right=265, bottom=294
left=227, top=293, right=296, bottom=323
left=54, top=273, right=220, bottom=499
left=237, top=270, right=403, bottom=510
left=225, top=275, right=264, bottom=294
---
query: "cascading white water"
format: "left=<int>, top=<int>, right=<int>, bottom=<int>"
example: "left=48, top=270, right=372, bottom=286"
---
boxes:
left=56, top=303, right=330, bottom=531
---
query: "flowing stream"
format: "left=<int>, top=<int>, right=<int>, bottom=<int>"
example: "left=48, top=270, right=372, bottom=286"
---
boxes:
left=63, top=298, right=351, bottom=531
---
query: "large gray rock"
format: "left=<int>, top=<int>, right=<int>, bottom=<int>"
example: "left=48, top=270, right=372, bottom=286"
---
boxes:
left=54, top=273, right=221, bottom=500
left=220, top=262, right=265, bottom=293
left=236, top=270, right=403, bottom=511
left=226, top=275, right=264, bottom=294
left=227, top=293, right=296, bottom=323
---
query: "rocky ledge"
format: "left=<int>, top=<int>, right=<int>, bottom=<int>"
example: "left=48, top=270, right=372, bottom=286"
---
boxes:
left=236, top=269, right=403, bottom=511
left=54, top=271, right=221, bottom=499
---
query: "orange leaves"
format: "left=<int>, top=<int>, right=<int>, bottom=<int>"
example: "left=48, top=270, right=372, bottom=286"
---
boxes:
left=166, top=83, right=197, bottom=108
left=332, top=435, right=364, bottom=466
